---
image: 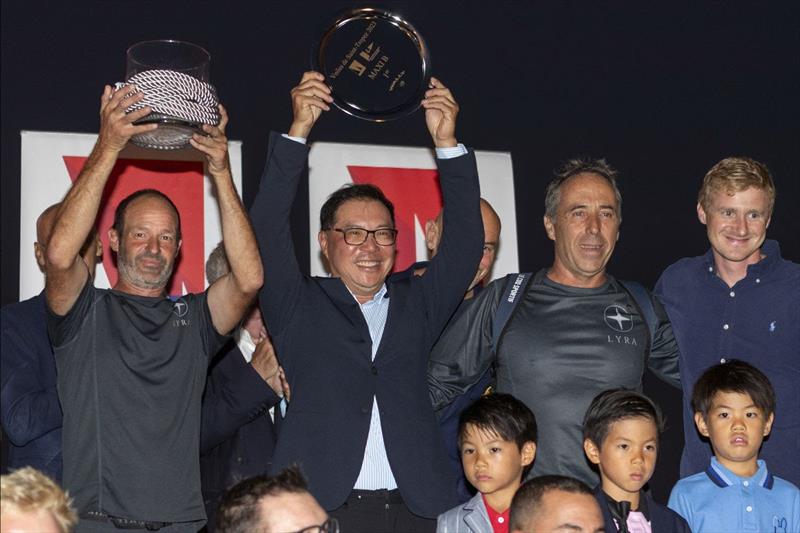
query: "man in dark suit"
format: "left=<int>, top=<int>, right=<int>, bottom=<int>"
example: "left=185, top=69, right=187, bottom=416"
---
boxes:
left=1, top=202, right=101, bottom=481
left=200, top=243, right=287, bottom=531
left=250, top=71, right=483, bottom=533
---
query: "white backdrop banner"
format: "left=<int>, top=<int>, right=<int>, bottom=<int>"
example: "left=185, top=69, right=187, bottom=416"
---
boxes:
left=308, top=142, right=517, bottom=280
left=19, top=131, right=243, bottom=300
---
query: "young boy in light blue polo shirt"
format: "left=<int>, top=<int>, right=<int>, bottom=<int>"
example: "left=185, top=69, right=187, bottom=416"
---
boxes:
left=668, top=360, right=799, bottom=532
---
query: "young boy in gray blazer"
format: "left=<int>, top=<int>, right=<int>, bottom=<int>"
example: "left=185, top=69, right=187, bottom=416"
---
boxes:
left=437, top=394, right=537, bottom=533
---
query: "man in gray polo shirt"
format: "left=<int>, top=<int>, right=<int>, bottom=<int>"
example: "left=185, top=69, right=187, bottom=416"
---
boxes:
left=429, top=158, right=681, bottom=486
left=45, top=86, right=262, bottom=532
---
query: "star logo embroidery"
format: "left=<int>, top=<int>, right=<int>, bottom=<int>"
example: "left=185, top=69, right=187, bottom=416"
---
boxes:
left=604, top=304, right=633, bottom=332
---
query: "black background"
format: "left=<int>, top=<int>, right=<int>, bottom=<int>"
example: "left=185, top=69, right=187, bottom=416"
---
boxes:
left=2, top=1, right=798, bottom=502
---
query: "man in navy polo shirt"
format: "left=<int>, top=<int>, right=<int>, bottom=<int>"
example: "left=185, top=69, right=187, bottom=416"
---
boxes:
left=655, top=156, right=800, bottom=485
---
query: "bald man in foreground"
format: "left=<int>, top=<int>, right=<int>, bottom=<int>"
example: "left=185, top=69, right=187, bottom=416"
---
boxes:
left=510, top=476, right=603, bottom=533
left=1, top=203, right=101, bottom=481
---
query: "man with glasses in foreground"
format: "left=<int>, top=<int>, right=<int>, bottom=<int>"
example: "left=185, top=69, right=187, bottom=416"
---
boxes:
left=216, top=466, right=336, bottom=533
left=249, top=71, right=483, bottom=532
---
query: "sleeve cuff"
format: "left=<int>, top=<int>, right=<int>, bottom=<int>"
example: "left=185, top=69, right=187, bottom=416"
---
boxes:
left=435, top=143, right=468, bottom=159
left=282, top=133, right=307, bottom=145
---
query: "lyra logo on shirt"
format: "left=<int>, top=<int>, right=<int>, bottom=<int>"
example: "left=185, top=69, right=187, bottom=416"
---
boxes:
left=773, top=515, right=787, bottom=533
left=604, top=304, right=639, bottom=347
left=172, top=298, right=191, bottom=327
left=604, top=304, right=633, bottom=332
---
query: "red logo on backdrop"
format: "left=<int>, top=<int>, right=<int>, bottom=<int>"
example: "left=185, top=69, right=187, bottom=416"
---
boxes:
left=346, top=166, right=442, bottom=272
left=62, top=157, right=205, bottom=296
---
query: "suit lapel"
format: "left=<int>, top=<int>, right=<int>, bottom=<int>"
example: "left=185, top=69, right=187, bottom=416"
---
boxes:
left=463, top=493, right=492, bottom=532
left=317, top=278, right=371, bottom=348
left=373, top=279, right=410, bottom=362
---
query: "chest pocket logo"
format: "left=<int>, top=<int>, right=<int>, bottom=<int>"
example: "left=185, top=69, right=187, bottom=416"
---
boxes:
left=172, top=299, right=189, bottom=318
left=604, top=304, right=633, bottom=332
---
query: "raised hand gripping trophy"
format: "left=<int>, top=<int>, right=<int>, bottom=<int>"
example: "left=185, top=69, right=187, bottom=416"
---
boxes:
left=120, top=40, right=220, bottom=150
left=313, top=7, right=431, bottom=122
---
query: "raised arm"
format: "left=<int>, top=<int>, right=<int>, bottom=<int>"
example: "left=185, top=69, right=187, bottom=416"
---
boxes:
left=192, top=106, right=263, bottom=334
left=419, top=78, right=484, bottom=341
left=251, top=72, right=332, bottom=333
left=46, top=86, right=156, bottom=315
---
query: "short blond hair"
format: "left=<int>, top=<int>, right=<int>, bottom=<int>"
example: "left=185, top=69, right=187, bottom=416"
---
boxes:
left=1, top=467, right=77, bottom=532
left=698, top=157, right=776, bottom=214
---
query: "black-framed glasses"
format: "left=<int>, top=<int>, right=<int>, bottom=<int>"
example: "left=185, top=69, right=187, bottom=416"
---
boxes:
left=333, top=227, right=398, bottom=246
left=283, top=517, right=339, bottom=533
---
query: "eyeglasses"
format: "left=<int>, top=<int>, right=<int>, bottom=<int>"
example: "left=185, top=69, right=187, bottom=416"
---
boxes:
left=283, top=517, right=340, bottom=533
left=333, top=227, right=398, bottom=246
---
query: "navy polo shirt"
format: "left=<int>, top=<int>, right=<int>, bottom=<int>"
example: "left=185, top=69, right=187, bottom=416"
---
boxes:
left=655, top=240, right=800, bottom=485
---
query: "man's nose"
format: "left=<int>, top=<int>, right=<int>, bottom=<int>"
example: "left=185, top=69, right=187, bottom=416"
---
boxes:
left=586, top=213, right=601, bottom=234
left=361, top=233, right=380, bottom=249
left=732, top=214, right=748, bottom=235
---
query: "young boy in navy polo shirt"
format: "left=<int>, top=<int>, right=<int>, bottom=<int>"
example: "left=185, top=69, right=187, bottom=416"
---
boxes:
left=668, top=360, right=800, bottom=532
left=436, top=394, right=537, bottom=533
left=582, top=389, right=690, bottom=532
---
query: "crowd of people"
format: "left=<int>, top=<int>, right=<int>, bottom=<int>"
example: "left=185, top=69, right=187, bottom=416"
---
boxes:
left=1, top=70, right=798, bottom=533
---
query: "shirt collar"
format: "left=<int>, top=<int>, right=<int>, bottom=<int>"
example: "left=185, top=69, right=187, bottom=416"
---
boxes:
left=603, top=491, right=651, bottom=520
left=482, top=494, right=510, bottom=533
left=349, top=283, right=388, bottom=307
left=703, top=239, right=781, bottom=279
left=706, top=457, right=774, bottom=489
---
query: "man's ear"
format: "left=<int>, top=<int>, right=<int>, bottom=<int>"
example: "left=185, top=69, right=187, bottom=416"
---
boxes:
left=424, top=219, right=440, bottom=255
left=318, top=231, right=329, bottom=260
left=583, top=438, right=601, bottom=465
left=108, top=228, right=120, bottom=253
left=34, top=242, right=46, bottom=271
left=694, top=412, right=710, bottom=437
left=521, top=441, right=537, bottom=467
left=697, top=203, right=708, bottom=225
left=543, top=215, right=556, bottom=241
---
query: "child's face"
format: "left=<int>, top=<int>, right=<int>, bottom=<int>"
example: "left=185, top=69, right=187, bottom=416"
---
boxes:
left=584, top=416, right=658, bottom=503
left=461, top=424, right=535, bottom=508
left=694, top=391, right=774, bottom=475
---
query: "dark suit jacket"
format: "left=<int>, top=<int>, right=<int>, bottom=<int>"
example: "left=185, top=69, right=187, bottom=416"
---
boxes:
left=250, top=133, right=483, bottom=518
left=1, top=292, right=62, bottom=481
left=593, top=485, right=691, bottom=533
left=200, top=340, right=281, bottom=529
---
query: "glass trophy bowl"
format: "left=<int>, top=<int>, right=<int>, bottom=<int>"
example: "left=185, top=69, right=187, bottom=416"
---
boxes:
left=125, top=40, right=211, bottom=150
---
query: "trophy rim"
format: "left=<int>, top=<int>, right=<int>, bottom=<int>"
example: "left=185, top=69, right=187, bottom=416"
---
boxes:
left=133, top=114, right=206, bottom=132
left=312, top=7, right=431, bottom=122
left=126, top=39, right=211, bottom=60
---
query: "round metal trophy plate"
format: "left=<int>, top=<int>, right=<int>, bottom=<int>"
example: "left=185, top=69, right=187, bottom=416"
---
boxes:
left=313, top=8, right=431, bottom=122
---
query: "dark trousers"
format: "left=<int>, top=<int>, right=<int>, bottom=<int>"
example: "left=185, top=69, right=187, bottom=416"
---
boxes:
left=330, top=490, right=436, bottom=533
